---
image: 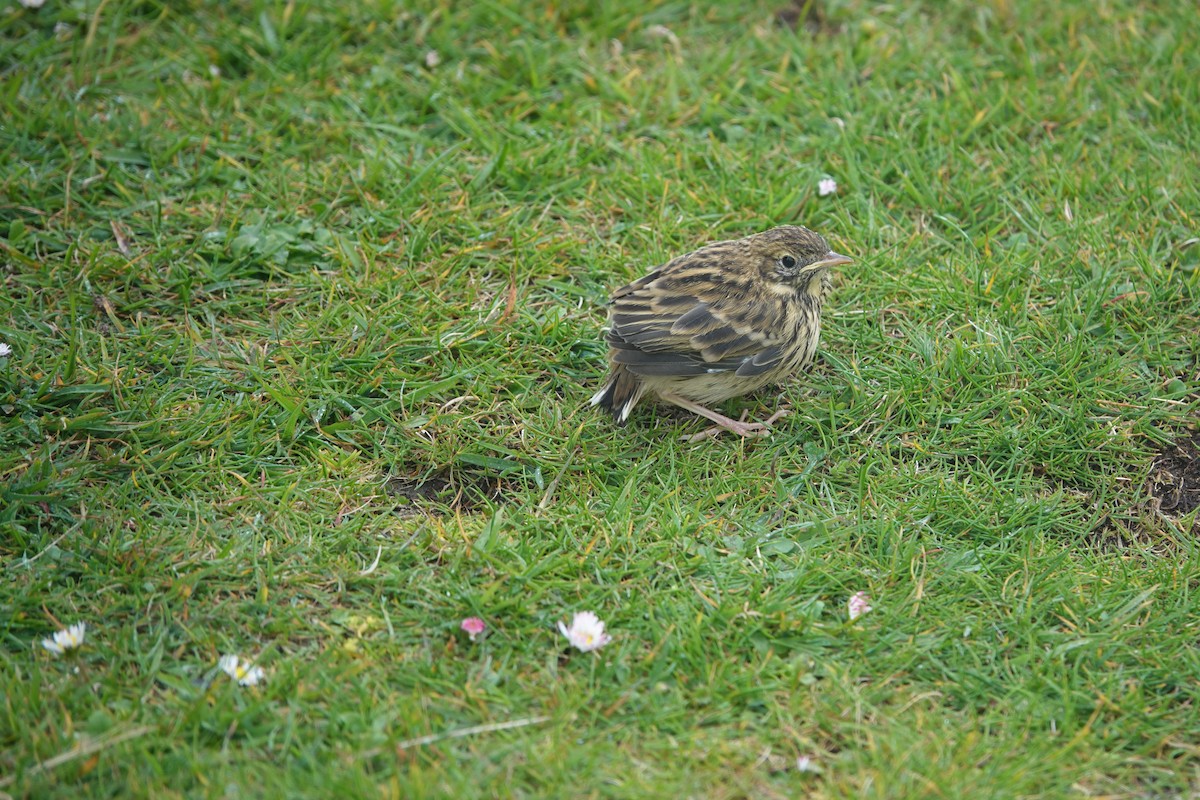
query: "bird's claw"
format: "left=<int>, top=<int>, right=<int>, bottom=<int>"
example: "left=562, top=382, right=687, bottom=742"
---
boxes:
left=682, top=407, right=792, bottom=443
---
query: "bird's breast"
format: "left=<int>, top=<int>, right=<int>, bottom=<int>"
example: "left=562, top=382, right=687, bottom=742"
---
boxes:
left=780, top=296, right=823, bottom=373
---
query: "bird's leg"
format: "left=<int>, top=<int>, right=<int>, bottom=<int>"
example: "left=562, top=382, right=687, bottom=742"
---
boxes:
left=659, top=392, right=789, bottom=442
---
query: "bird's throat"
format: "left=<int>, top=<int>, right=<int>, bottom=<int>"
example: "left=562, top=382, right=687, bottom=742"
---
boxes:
left=804, top=270, right=831, bottom=302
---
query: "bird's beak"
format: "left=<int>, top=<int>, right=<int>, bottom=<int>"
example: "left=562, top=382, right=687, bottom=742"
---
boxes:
left=813, top=251, right=853, bottom=268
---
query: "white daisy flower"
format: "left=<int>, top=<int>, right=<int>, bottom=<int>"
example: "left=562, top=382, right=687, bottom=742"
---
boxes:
left=796, top=755, right=823, bottom=773
left=848, top=591, right=873, bottom=620
left=558, top=611, right=611, bottom=652
left=218, top=654, right=266, bottom=687
left=41, top=622, right=86, bottom=655
left=0, top=343, right=12, bottom=357
left=818, top=178, right=838, bottom=197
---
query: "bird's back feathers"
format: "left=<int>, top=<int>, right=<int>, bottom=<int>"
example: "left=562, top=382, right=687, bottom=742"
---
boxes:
left=603, top=244, right=801, bottom=381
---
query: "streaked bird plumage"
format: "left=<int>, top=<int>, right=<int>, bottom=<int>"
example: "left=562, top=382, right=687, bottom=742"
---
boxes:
left=591, top=225, right=851, bottom=439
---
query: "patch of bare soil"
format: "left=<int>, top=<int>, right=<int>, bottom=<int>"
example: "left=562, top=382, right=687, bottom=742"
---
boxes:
left=775, top=0, right=843, bottom=34
left=1090, top=429, right=1200, bottom=548
left=1146, top=429, right=1200, bottom=518
left=385, top=469, right=509, bottom=516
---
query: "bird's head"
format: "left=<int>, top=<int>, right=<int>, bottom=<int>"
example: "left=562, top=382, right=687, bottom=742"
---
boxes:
left=747, top=225, right=852, bottom=294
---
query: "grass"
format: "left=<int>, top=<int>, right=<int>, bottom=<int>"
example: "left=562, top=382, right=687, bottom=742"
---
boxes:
left=1, top=0, right=1199, bottom=796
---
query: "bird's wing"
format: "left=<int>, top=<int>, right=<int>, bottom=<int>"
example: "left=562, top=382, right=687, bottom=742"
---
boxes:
left=606, top=269, right=789, bottom=379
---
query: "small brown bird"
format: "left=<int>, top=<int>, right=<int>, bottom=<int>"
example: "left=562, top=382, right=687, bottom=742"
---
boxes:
left=591, top=226, right=852, bottom=440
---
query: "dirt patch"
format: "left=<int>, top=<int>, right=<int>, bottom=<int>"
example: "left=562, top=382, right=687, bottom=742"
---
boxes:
left=385, top=469, right=509, bottom=516
left=1090, top=429, right=1200, bottom=547
left=1146, top=428, right=1200, bottom=517
left=775, top=0, right=843, bottom=34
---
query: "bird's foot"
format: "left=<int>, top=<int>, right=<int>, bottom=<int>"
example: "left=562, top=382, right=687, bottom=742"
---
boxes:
left=682, top=407, right=791, bottom=442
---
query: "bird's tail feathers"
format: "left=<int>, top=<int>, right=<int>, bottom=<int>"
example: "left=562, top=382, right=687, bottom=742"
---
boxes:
left=590, top=367, right=646, bottom=425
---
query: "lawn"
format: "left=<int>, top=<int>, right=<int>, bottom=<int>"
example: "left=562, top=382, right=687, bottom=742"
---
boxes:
left=2, top=0, right=1199, bottom=797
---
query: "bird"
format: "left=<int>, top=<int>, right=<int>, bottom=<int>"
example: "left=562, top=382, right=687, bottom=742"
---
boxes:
left=591, top=225, right=852, bottom=441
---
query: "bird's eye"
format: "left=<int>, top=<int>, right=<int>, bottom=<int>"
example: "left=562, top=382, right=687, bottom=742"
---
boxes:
left=780, top=255, right=797, bottom=269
